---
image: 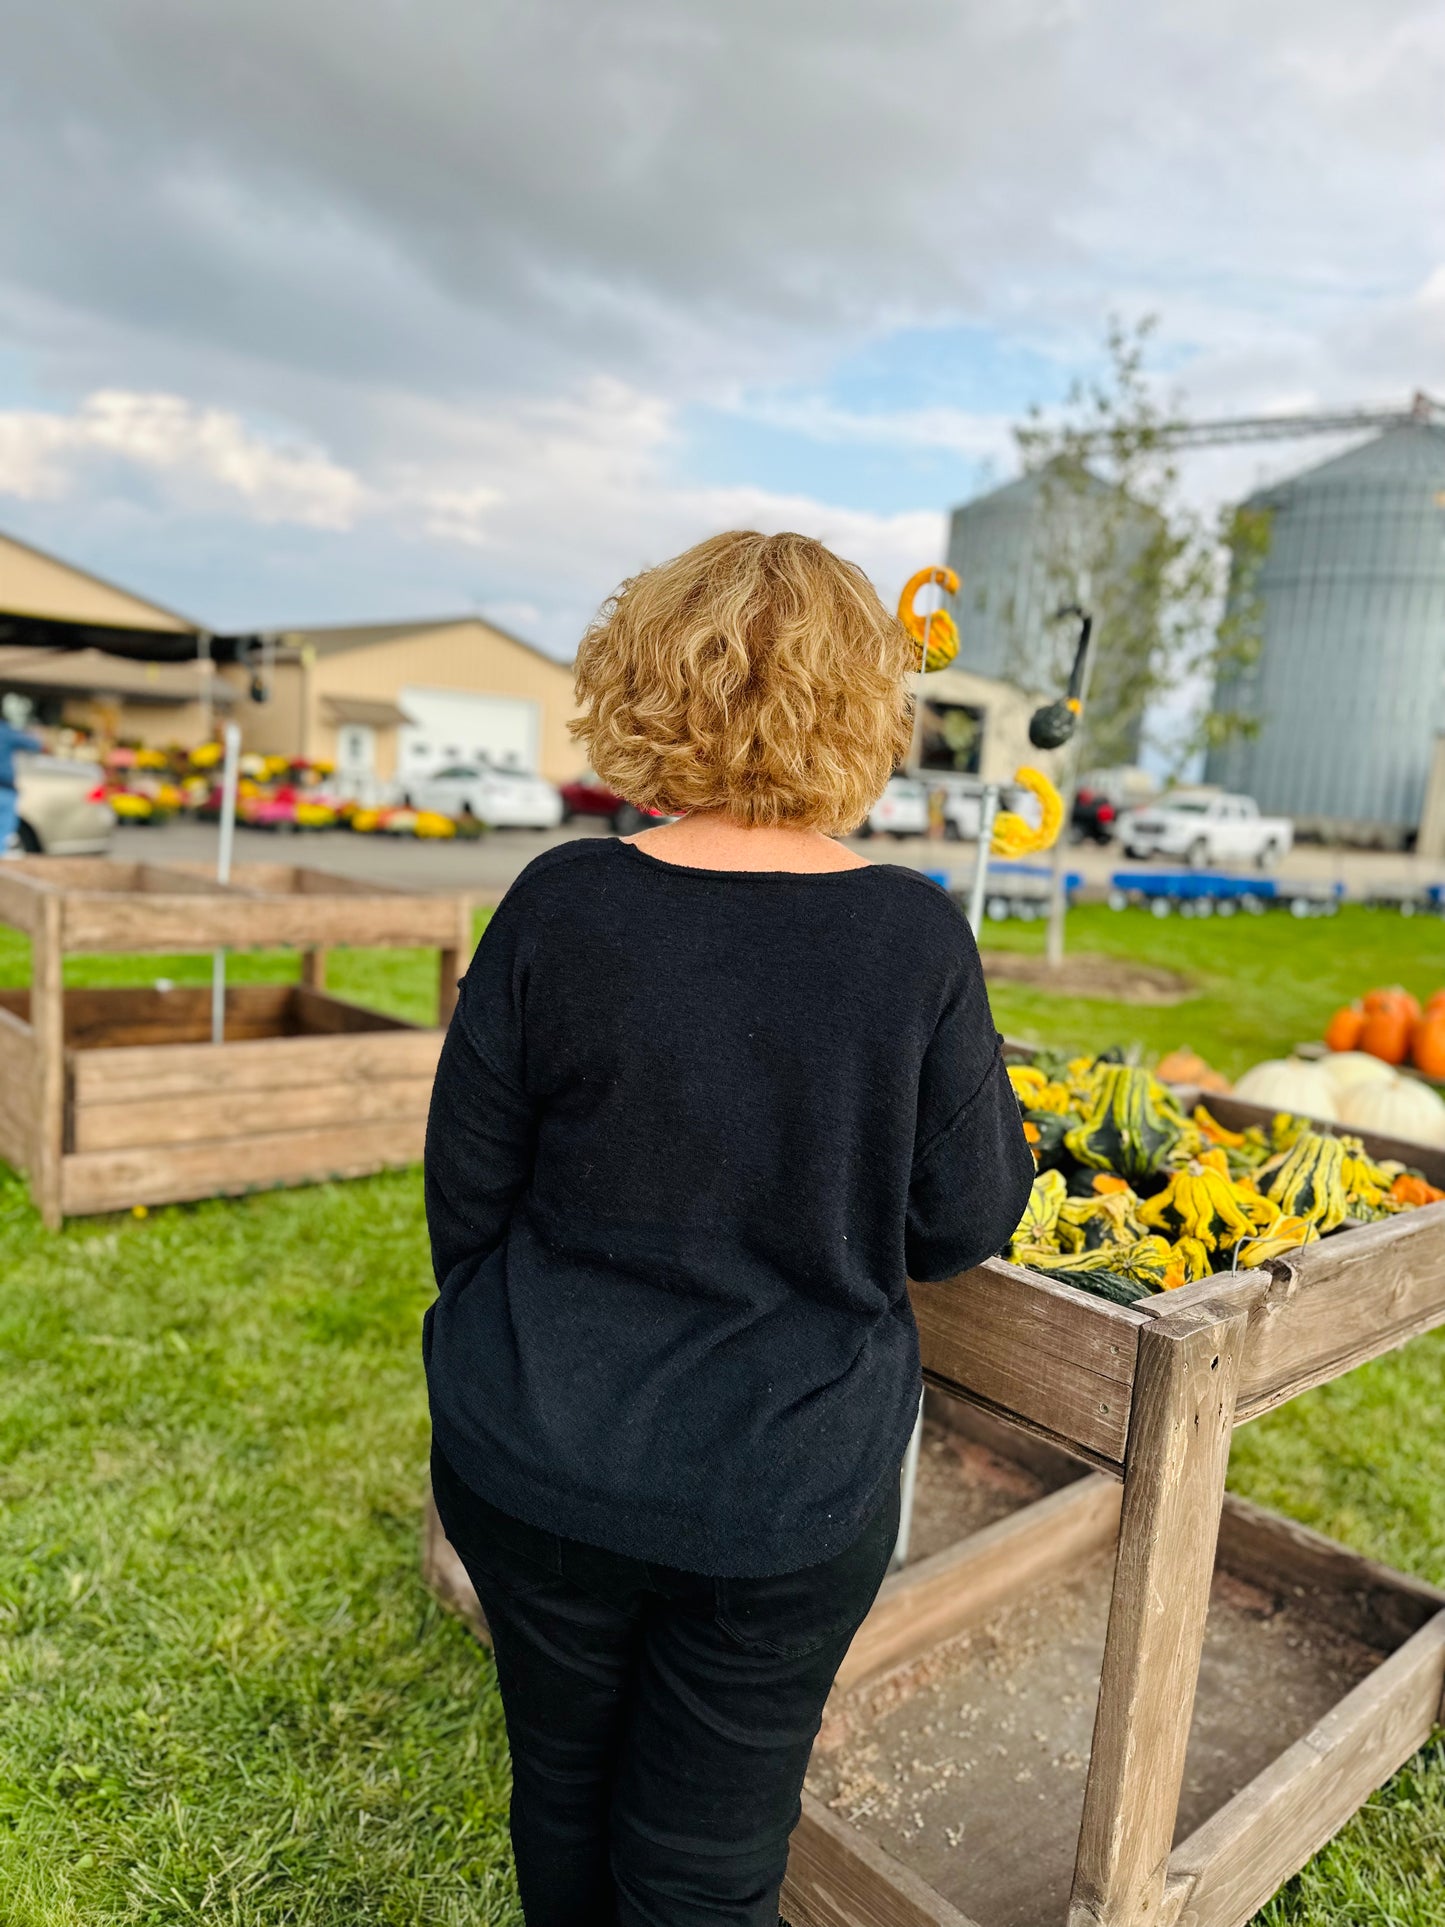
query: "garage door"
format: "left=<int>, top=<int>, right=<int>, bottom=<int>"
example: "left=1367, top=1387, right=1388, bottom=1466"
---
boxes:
left=398, top=687, right=541, bottom=778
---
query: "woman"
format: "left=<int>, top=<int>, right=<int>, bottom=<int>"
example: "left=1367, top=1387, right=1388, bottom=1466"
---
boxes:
left=424, top=530, right=1034, bottom=1927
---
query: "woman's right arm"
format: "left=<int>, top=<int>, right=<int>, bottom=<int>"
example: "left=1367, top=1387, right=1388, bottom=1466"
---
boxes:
left=905, top=930, right=1035, bottom=1284
left=424, top=907, right=538, bottom=1290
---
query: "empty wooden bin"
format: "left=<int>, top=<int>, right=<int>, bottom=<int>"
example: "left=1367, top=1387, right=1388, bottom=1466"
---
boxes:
left=0, top=857, right=474, bottom=1224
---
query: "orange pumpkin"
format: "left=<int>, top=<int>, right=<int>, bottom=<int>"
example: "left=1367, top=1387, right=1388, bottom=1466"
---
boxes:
left=1363, top=985, right=1421, bottom=1025
left=1324, top=1005, right=1365, bottom=1052
left=1360, top=1003, right=1412, bottom=1065
left=1411, top=1010, right=1445, bottom=1080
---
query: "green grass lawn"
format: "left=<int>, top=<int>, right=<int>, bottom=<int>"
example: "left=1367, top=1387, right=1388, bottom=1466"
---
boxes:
left=1, top=905, right=1443, bottom=1924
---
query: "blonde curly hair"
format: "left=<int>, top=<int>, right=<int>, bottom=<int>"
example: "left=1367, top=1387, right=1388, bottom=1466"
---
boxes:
left=570, top=530, right=914, bottom=834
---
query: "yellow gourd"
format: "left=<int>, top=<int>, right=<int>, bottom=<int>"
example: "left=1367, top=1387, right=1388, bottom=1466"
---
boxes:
left=991, top=767, right=1065, bottom=858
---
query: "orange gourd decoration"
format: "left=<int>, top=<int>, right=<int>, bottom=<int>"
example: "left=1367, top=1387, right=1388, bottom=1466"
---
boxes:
left=1324, top=1005, right=1365, bottom=1052
left=1411, top=1009, right=1445, bottom=1080
left=897, top=566, right=961, bottom=672
left=1359, top=1000, right=1412, bottom=1066
left=1391, top=1172, right=1445, bottom=1208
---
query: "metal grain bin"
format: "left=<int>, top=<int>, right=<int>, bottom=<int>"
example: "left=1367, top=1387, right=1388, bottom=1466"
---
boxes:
left=1207, top=424, right=1445, bottom=843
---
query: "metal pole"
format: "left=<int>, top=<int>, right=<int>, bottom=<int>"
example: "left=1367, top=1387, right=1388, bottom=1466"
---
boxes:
left=1045, top=583, right=1097, bottom=968
left=197, top=630, right=214, bottom=743
left=966, top=784, right=1001, bottom=934
left=890, top=1392, right=926, bottom=1570
left=211, top=721, right=241, bottom=1045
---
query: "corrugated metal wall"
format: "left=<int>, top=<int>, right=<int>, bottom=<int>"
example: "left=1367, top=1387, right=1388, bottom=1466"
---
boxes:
left=1207, top=424, right=1445, bottom=834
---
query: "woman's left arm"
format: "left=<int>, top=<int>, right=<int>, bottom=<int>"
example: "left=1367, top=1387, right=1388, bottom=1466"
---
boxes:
left=424, top=907, right=538, bottom=1289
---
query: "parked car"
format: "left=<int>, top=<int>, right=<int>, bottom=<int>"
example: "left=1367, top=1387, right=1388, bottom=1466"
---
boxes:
left=859, top=775, right=930, bottom=839
left=1071, top=785, right=1119, bottom=845
left=12, top=755, right=113, bottom=854
left=1118, top=789, right=1293, bottom=869
left=405, top=761, right=564, bottom=830
left=558, top=771, right=673, bottom=834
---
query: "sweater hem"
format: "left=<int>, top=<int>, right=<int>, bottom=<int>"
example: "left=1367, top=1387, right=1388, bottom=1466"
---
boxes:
left=428, top=1398, right=917, bottom=1580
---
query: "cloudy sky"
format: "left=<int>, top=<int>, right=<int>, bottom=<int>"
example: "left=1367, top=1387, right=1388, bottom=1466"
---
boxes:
left=1, top=0, right=1442, bottom=656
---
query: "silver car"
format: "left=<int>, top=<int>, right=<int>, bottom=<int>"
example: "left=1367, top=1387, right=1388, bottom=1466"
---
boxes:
left=13, top=755, right=114, bottom=854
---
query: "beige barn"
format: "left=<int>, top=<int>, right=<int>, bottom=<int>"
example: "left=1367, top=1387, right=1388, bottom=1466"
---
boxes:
left=218, top=618, right=581, bottom=791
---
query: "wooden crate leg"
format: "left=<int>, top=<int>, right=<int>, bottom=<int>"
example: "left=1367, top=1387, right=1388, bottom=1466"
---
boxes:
left=31, top=894, right=64, bottom=1230
left=437, top=898, right=472, bottom=1026
left=1068, top=1299, right=1250, bottom=1927
left=301, top=946, right=328, bottom=992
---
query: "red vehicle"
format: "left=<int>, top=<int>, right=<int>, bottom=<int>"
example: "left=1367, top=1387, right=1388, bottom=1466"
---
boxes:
left=559, top=771, right=673, bottom=834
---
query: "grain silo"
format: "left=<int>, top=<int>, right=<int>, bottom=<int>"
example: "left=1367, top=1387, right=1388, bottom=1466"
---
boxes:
left=1206, top=423, right=1445, bottom=844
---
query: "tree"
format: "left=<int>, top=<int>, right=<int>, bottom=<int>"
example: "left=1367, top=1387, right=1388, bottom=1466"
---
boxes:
left=1009, top=316, right=1270, bottom=777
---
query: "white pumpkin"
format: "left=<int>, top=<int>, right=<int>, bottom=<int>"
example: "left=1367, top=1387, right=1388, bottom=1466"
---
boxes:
left=1336, top=1076, right=1445, bottom=1151
left=1318, top=1051, right=1400, bottom=1101
left=1232, top=1058, right=1339, bottom=1121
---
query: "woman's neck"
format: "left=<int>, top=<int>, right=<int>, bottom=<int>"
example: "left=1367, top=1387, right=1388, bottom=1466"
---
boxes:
left=624, top=812, right=870, bottom=873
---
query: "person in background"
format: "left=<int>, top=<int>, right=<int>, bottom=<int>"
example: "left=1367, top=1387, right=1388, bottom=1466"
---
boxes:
left=424, top=530, right=1034, bottom=1927
left=0, top=712, right=42, bottom=857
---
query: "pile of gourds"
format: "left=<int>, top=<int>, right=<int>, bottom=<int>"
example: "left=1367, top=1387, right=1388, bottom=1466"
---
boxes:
left=1008, top=1053, right=1443, bottom=1305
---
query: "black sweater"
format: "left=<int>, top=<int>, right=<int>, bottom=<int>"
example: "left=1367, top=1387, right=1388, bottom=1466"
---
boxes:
left=423, top=838, right=1034, bottom=1577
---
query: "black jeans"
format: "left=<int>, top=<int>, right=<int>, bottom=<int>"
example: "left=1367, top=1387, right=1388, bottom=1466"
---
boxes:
left=431, top=1442, right=899, bottom=1927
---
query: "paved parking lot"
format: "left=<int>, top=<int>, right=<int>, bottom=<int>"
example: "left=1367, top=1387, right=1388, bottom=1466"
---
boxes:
left=114, top=818, right=1445, bottom=903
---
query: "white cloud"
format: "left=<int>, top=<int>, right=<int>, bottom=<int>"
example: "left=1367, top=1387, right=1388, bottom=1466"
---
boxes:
left=0, top=391, right=369, bottom=528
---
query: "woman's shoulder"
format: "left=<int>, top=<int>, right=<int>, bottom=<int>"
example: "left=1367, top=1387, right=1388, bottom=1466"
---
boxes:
left=501, top=836, right=619, bottom=907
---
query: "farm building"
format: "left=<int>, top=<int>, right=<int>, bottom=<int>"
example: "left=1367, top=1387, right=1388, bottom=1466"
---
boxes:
left=0, top=529, right=581, bottom=786
left=216, top=618, right=580, bottom=792
left=1206, top=421, right=1445, bottom=845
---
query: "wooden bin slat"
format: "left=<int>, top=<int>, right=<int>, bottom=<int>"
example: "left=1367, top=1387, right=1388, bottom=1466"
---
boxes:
left=0, top=1004, right=35, bottom=1171
left=60, top=1114, right=428, bottom=1214
left=785, top=1792, right=982, bottom=1927
left=59, top=891, right=467, bottom=953
left=1234, top=1205, right=1445, bottom=1424
left=835, top=1473, right=1121, bottom=1695
left=914, top=1259, right=1145, bottom=1468
left=1216, top=1490, right=1445, bottom=1650
left=70, top=1023, right=441, bottom=1104
left=1160, top=1611, right=1445, bottom=1927
left=74, top=1075, right=437, bottom=1153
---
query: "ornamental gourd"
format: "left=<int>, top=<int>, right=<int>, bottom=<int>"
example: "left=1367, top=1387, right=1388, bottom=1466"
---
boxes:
left=1324, top=1005, right=1365, bottom=1052
left=1264, top=1131, right=1351, bottom=1231
left=1064, top=1065, right=1183, bottom=1182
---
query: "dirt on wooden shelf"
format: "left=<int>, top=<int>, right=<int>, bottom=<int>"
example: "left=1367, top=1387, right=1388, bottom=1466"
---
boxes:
left=807, top=1554, right=1379, bottom=1927
left=981, top=950, right=1196, bottom=1004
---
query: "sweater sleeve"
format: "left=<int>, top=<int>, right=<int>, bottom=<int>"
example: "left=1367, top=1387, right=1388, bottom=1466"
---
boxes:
left=424, top=904, right=538, bottom=1291
left=905, top=928, right=1036, bottom=1284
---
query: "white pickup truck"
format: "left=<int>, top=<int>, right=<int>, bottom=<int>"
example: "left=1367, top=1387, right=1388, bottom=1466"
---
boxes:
left=1118, top=789, right=1293, bottom=870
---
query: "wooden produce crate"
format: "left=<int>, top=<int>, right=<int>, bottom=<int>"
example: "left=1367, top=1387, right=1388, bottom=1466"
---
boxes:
left=423, top=1090, right=1445, bottom=1927
left=0, top=857, right=475, bottom=1224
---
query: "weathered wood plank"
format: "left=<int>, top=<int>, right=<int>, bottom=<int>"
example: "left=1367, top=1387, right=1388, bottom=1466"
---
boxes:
left=30, top=892, right=64, bottom=1228
left=1216, top=1491, right=1445, bottom=1651
left=782, top=1792, right=978, bottom=1927
left=422, top=1489, right=490, bottom=1644
left=912, top=1258, right=1145, bottom=1467
left=59, top=892, right=466, bottom=952
left=289, top=986, right=412, bottom=1035
left=60, top=1115, right=427, bottom=1214
left=437, top=895, right=474, bottom=1024
left=71, top=1025, right=441, bottom=1105
left=135, top=863, right=245, bottom=897
left=1068, top=1297, right=1251, bottom=1927
left=0, top=1002, right=35, bottom=1171
left=0, top=866, right=48, bottom=936
left=835, top=1474, right=1122, bottom=1694
left=55, top=984, right=295, bottom=1051
left=1230, top=1206, right=1445, bottom=1423
left=1161, top=1612, right=1445, bottom=1927
left=73, top=1076, right=434, bottom=1153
